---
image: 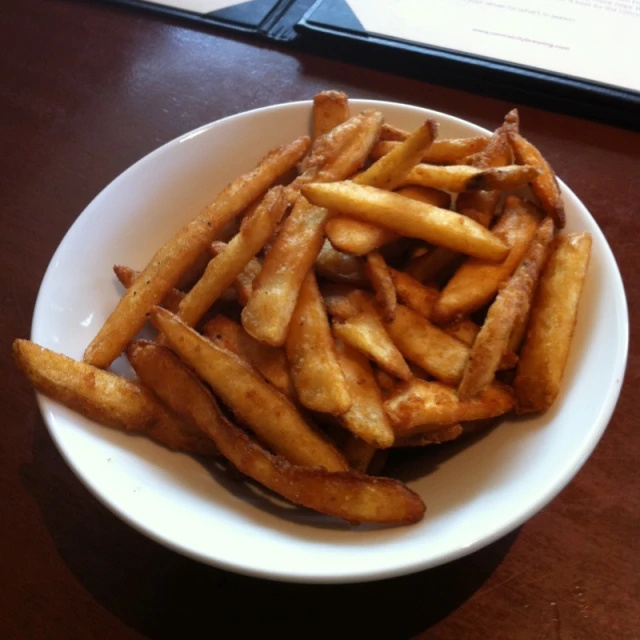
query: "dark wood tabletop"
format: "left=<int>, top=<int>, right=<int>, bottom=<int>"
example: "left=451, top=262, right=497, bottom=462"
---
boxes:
left=2, top=1, right=638, bottom=638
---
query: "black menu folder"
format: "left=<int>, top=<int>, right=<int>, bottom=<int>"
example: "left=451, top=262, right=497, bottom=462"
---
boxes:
left=99, top=0, right=639, bottom=129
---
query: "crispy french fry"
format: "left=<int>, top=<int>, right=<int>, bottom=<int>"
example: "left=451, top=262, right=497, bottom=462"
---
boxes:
left=202, top=315, right=295, bottom=399
left=13, top=339, right=217, bottom=455
left=177, top=186, right=287, bottom=327
left=458, top=218, right=555, bottom=399
left=432, top=197, right=543, bottom=324
left=393, top=424, right=463, bottom=447
left=466, top=110, right=518, bottom=169
left=326, top=121, right=438, bottom=255
left=403, top=163, right=540, bottom=192
left=456, top=189, right=502, bottom=227
left=444, top=319, right=480, bottom=347
left=374, top=367, right=397, bottom=394
left=328, top=291, right=412, bottom=381
left=241, top=197, right=329, bottom=346
left=385, top=379, right=515, bottom=432
left=315, top=239, right=368, bottom=286
left=371, top=136, right=490, bottom=165
left=303, top=183, right=509, bottom=261
left=286, top=272, right=352, bottom=415
left=341, top=435, right=377, bottom=473
left=114, top=265, right=185, bottom=313
left=365, top=251, right=397, bottom=322
left=323, top=284, right=362, bottom=318
left=384, top=305, right=470, bottom=385
left=312, top=90, right=350, bottom=140
left=294, top=109, right=383, bottom=187
left=128, top=341, right=424, bottom=525
left=84, top=135, right=310, bottom=369
left=379, top=123, right=409, bottom=141
left=334, top=340, right=394, bottom=448
left=514, top=232, right=592, bottom=412
left=229, top=253, right=262, bottom=305
left=174, top=250, right=212, bottom=291
left=510, top=132, right=565, bottom=228
left=150, top=307, right=347, bottom=470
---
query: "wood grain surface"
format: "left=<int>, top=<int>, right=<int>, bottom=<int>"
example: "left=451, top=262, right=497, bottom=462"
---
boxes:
left=1, top=1, right=638, bottom=638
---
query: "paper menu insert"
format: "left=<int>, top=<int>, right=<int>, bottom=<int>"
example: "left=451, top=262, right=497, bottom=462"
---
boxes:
left=345, top=0, right=639, bottom=93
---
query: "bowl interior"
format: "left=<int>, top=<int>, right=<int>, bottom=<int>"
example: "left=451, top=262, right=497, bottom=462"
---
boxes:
left=32, top=100, right=628, bottom=583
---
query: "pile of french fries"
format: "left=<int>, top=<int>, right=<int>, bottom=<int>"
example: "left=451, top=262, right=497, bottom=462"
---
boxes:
left=13, top=91, right=592, bottom=527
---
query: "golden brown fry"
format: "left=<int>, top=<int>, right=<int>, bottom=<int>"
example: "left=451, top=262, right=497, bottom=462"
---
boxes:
left=150, top=307, right=347, bottom=470
left=432, top=197, right=542, bottom=324
left=403, top=163, right=540, bottom=193
left=294, top=109, right=384, bottom=187
left=326, top=121, right=438, bottom=255
left=178, top=186, right=287, bottom=327
left=393, top=424, right=463, bottom=447
left=241, top=197, right=329, bottom=346
left=329, top=291, right=412, bottom=381
left=315, top=239, right=368, bottom=286
left=13, top=339, right=216, bottom=455
left=458, top=218, right=555, bottom=399
left=128, top=341, right=424, bottom=525
left=334, top=340, right=394, bottom=448
left=233, top=254, right=262, bottom=306
left=379, top=123, right=409, bottom=141
left=374, top=367, right=397, bottom=394
left=114, top=265, right=185, bottom=313
left=202, top=315, right=295, bottom=399
left=385, top=379, right=515, bottom=432
left=456, top=190, right=502, bottom=227
left=444, top=319, right=480, bottom=347
left=514, top=232, right=592, bottom=412
left=365, top=251, right=397, bottom=322
left=371, top=136, right=490, bottom=165
left=384, top=305, right=470, bottom=385
left=341, top=435, right=377, bottom=473
left=510, top=132, right=566, bottom=228
left=174, top=250, right=212, bottom=291
left=302, top=183, right=509, bottom=261
left=84, top=135, right=310, bottom=369
left=286, top=272, right=352, bottom=415
left=466, top=110, right=518, bottom=169
left=312, top=90, right=350, bottom=140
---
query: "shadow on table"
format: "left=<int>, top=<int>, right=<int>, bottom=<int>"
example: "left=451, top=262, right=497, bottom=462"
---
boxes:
left=22, top=416, right=519, bottom=640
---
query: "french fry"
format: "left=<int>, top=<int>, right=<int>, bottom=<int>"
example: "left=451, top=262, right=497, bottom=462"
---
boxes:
left=202, top=315, right=295, bottom=399
left=326, top=121, right=438, bottom=255
left=384, top=305, right=470, bottom=385
left=393, top=424, right=463, bottom=447
left=328, top=291, right=412, bottom=381
left=458, top=218, right=555, bottom=399
left=341, top=435, right=378, bottom=473
left=302, top=183, right=509, bottom=261
left=13, top=339, right=217, bottom=455
left=312, top=90, right=350, bottom=140
left=385, top=379, right=515, bottom=432
left=509, top=132, right=565, bottom=228
left=230, top=254, right=261, bottom=305
left=389, top=269, right=480, bottom=345
left=334, top=340, right=395, bottom=448
left=285, top=272, right=352, bottom=415
left=432, top=197, right=543, bottom=324
left=241, top=197, right=329, bottom=346
left=114, top=265, right=185, bottom=313
left=128, top=341, right=424, bottom=525
left=294, top=109, right=383, bottom=186
left=371, top=136, right=490, bottom=165
left=315, top=239, right=368, bottom=286
left=456, top=189, right=502, bottom=227
left=465, top=109, right=518, bottom=169
left=365, top=251, right=397, bottom=322
left=403, top=163, right=540, bottom=193
left=84, top=135, right=310, bottom=369
left=374, top=367, right=397, bottom=394
left=325, top=185, right=450, bottom=256
left=379, top=123, right=409, bottom=141
left=177, top=186, right=287, bottom=327
left=150, top=307, right=347, bottom=470
left=514, top=232, right=592, bottom=412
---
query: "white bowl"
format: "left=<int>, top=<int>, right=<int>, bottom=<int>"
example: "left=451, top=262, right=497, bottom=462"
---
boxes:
left=31, top=100, right=628, bottom=583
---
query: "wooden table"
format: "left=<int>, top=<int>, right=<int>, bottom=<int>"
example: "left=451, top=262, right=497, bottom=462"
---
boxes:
left=2, top=1, right=638, bottom=638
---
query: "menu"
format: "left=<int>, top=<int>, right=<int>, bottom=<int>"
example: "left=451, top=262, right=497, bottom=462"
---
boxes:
left=344, top=0, right=639, bottom=93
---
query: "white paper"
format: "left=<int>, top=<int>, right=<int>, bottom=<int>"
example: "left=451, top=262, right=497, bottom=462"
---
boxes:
left=346, top=0, right=640, bottom=92
left=147, top=0, right=247, bottom=14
